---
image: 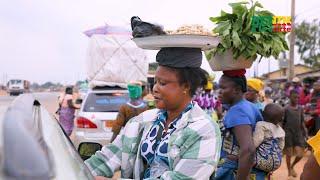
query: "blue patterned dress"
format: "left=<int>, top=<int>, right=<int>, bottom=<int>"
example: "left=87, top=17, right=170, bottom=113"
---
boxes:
left=141, top=103, right=193, bottom=179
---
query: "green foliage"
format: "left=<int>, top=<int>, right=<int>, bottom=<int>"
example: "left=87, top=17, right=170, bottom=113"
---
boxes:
left=295, top=19, right=320, bottom=68
left=148, top=62, right=159, bottom=72
left=207, top=0, right=289, bottom=61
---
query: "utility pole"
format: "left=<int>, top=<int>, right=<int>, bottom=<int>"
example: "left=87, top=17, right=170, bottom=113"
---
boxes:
left=268, top=60, right=270, bottom=74
left=288, top=0, right=295, bottom=81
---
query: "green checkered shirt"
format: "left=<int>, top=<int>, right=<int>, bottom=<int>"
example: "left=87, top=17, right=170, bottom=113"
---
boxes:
left=85, top=104, right=221, bottom=179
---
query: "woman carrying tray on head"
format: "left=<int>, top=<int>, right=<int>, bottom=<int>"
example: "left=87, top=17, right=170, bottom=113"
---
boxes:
left=85, top=47, right=222, bottom=180
left=215, top=69, right=266, bottom=180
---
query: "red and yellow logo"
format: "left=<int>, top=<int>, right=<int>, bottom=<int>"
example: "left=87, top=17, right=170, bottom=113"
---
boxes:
left=251, top=16, right=291, bottom=32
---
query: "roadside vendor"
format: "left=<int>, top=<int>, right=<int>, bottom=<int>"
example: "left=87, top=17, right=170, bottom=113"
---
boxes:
left=110, top=82, right=148, bottom=143
left=85, top=47, right=222, bottom=179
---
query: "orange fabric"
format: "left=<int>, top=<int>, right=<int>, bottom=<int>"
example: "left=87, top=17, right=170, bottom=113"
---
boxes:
left=308, top=130, right=320, bottom=165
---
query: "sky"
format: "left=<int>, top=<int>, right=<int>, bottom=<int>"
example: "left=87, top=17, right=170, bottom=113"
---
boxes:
left=1, top=0, right=320, bottom=85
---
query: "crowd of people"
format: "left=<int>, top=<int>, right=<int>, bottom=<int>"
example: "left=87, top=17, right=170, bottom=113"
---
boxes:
left=56, top=48, right=320, bottom=179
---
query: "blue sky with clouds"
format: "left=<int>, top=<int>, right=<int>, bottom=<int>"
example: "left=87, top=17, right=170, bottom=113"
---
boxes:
left=1, top=0, right=319, bottom=85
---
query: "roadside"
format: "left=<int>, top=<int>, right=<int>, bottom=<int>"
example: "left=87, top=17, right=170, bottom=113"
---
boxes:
left=272, top=151, right=310, bottom=179
left=0, top=90, right=7, bottom=96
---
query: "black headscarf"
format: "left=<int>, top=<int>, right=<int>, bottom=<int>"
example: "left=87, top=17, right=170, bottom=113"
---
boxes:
left=65, top=86, right=73, bottom=95
left=156, top=47, right=202, bottom=68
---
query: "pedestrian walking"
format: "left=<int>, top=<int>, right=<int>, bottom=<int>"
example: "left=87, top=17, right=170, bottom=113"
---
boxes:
left=283, top=90, right=308, bottom=177
left=58, top=86, right=80, bottom=136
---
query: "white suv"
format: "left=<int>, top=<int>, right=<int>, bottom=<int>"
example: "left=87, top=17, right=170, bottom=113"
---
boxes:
left=73, top=87, right=129, bottom=160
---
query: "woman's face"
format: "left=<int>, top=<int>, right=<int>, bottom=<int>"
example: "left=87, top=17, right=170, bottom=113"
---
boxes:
left=218, top=76, right=238, bottom=104
left=245, top=87, right=258, bottom=102
left=152, top=66, right=189, bottom=110
left=314, top=82, right=320, bottom=92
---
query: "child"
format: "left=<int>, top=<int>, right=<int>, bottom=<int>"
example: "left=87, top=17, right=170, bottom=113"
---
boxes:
left=283, top=90, right=308, bottom=177
left=253, top=103, right=286, bottom=172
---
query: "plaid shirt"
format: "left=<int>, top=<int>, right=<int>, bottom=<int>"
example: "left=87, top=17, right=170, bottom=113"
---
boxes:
left=85, top=103, right=221, bottom=179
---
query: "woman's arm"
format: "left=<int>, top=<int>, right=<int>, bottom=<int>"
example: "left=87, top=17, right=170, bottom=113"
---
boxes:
left=85, top=131, right=123, bottom=178
left=301, top=154, right=320, bottom=180
left=232, top=125, right=255, bottom=180
left=110, top=106, right=126, bottom=142
left=67, top=99, right=80, bottom=109
left=300, top=109, right=308, bottom=137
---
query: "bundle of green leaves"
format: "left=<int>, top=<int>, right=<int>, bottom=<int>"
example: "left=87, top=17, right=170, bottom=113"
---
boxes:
left=206, top=1, right=289, bottom=61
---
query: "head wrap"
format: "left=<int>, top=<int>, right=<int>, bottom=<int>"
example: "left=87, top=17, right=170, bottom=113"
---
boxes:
left=222, top=69, right=247, bottom=92
left=247, top=78, right=264, bottom=92
left=65, top=86, right=73, bottom=95
left=127, top=84, right=142, bottom=99
left=204, top=81, right=213, bottom=90
left=223, top=69, right=246, bottom=77
left=204, top=74, right=215, bottom=90
left=292, top=77, right=300, bottom=83
left=156, top=47, right=202, bottom=68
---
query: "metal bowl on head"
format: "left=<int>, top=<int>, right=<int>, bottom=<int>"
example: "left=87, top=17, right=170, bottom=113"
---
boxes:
left=133, top=34, right=220, bottom=50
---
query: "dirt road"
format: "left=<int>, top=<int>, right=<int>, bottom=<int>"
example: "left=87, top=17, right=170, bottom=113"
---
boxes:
left=273, top=152, right=309, bottom=179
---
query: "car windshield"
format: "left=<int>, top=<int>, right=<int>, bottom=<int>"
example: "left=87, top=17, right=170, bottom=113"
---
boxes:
left=83, top=92, right=129, bottom=112
left=10, top=80, right=22, bottom=84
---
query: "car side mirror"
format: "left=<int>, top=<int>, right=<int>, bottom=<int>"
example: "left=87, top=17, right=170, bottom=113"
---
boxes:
left=78, top=142, right=102, bottom=161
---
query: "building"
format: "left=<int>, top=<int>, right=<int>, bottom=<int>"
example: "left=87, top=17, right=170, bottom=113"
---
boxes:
left=296, top=69, right=320, bottom=79
left=261, top=64, right=314, bottom=81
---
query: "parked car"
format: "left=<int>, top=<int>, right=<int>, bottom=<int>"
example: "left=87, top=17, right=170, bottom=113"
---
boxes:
left=0, top=94, right=94, bottom=180
left=72, top=86, right=129, bottom=160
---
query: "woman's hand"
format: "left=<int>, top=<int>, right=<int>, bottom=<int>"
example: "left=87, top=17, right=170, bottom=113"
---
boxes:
left=232, top=125, right=255, bottom=180
left=94, top=176, right=110, bottom=180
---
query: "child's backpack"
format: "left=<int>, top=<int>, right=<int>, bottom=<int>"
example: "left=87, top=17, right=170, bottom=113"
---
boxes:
left=254, top=138, right=282, bottom=172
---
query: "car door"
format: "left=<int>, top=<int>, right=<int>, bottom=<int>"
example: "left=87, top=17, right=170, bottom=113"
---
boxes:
left=0, top=94, right=94, bottom=180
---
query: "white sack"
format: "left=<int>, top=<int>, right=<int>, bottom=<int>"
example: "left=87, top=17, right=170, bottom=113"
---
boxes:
left=86, top=34, right=148, bottom=88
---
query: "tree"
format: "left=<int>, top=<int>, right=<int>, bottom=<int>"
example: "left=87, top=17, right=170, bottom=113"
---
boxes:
left=30, top=82, right=40, bottom=90
left=148, top=62, right=158, bottom=73
left=295, top=19, right=320, bottom=68
left=41, top=81, right=55, bottom=89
